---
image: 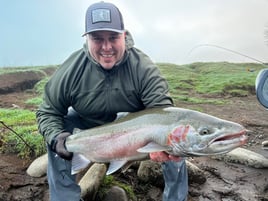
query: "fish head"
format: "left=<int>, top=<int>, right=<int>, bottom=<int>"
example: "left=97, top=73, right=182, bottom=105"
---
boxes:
left=165, top=107, right=248, bottom=156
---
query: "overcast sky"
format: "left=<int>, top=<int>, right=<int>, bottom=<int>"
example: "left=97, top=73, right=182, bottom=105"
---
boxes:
left=1, top=0, right=268, bottom=67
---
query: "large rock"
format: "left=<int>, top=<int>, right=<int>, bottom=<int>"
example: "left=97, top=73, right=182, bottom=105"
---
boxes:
left=26, top=153, right=48, bottom=177
left=103, top=186, right=128, bottom=201
left=137, top=160, right=164, bottom=187
left=79, top=163, right=107, bottom=200
left=212, top=147, right=268, bottom=168
left=137, top=160, right=206, bottom=186
left=186, top=160, right=206, bottom=184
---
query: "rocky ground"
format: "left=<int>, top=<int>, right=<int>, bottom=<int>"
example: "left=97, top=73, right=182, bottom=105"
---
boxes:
left=0, top=70, right=268, bottom=201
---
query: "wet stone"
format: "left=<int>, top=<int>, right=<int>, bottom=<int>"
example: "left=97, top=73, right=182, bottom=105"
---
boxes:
left=103, top=186, right=128, bottom=201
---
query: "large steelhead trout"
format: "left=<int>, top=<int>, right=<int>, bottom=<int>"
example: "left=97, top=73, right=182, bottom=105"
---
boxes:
left=65, top=107, right=247, bottom=174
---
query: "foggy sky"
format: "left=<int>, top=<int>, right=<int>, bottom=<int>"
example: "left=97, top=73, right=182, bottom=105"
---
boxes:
left=1, top=0, right=268, bottom=67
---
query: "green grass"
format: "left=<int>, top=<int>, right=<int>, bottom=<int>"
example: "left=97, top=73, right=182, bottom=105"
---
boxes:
left=25, top=97, right=44, bottom=106
left=158, top=62, right=262, bottom=105
left=34, top=77, right=50, bottom=94
left=24, top=77, right=49, bottom=106
left=0, top=67, right=52, bottom=158
left=0, top=108, right=46, bottom=158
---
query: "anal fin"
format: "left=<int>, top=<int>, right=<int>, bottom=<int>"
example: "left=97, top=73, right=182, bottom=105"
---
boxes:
left=106, top=160, right=128, bottom=175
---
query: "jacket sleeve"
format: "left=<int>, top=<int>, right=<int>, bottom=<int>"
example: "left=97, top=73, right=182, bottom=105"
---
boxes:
left=36, top=71, right=70, bottom=145
left=36, top=49, right=86, bottom=145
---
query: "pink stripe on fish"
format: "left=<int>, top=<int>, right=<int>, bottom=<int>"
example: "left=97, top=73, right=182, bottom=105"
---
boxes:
left=167, top=125, right=190, bottom=145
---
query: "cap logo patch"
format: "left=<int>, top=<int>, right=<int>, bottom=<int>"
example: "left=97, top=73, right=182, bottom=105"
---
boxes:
left=92, top=9, right=111, bottom=23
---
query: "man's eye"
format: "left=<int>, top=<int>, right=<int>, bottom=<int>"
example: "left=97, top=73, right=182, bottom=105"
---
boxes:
left=93, top=37, right=101, bottom=41
left=110, top=36, right=119, bottom=41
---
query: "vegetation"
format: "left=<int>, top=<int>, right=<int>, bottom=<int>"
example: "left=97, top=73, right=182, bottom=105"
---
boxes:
left=0, top=108, right=45, bottom=158
left=0, top=62, right=264, bottom=158
left=0, top=65, right=58, bottom=75
left=98, top=175, right=137, bottom=200
left=158, top=62, right=262, bottom=105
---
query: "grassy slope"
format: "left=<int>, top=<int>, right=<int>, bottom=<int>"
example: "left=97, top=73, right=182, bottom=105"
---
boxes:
left=159, top=62, right=262, bottom=104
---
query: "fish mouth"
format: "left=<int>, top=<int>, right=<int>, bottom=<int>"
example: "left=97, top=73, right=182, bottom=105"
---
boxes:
left=173, top=130, right=248, bottom=157
left=209, top=129, right=248, bottom=146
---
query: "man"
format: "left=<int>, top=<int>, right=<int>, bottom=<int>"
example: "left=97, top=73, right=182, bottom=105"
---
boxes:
left=36, top=2, right=188, bottom=201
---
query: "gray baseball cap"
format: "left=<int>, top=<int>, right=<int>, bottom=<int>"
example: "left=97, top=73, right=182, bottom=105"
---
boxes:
left=83, top=1, right=125, bottom=36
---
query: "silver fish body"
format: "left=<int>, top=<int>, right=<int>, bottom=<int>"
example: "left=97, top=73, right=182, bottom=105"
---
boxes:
left=65, top=107, right=247, bottom=174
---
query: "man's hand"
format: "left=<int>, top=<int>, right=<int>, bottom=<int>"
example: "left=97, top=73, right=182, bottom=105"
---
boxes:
left=51, top=132, right=73, bottom=160
left=149, top=151, right=181, bottom=163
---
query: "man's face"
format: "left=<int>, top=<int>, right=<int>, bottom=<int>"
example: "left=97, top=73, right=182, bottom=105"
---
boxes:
left=86, top=31, right=126, bottom=70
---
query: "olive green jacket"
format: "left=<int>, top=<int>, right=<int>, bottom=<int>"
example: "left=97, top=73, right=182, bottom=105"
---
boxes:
left=36, top=31, right=173, bottom=145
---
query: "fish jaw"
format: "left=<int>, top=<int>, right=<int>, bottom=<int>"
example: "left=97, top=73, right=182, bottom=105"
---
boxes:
left=205, top=129, right=248, bottom=154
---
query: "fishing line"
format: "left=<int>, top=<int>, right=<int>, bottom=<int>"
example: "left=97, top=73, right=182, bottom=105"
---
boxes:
left=188, top=44, right=268, bottom=109
left=187, top=43, right=267, bottom=67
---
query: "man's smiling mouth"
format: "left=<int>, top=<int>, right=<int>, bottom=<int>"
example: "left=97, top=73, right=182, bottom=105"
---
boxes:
left=101, top=53, right=115, bottom=58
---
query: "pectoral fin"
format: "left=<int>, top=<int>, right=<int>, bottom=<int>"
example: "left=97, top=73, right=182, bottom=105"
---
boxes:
left=106, top=160, right=128, bottom=175
left=116, top=112, right=129, bottom=120
left=71, top=153, right=91, bottom=175
left=137, top=142, right=170, bottom=153
left=73, top=128, right=82, bottom=134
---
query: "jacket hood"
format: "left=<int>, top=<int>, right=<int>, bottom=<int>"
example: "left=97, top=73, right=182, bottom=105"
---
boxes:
left=125, top=30, right=135, bottom=49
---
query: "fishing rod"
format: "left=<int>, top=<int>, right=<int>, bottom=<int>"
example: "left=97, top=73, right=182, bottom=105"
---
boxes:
left=187, top=43, right=267, bottom=67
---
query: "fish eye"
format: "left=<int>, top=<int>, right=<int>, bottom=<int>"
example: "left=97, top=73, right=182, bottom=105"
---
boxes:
left=200, top=128, right=210, bottom=135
